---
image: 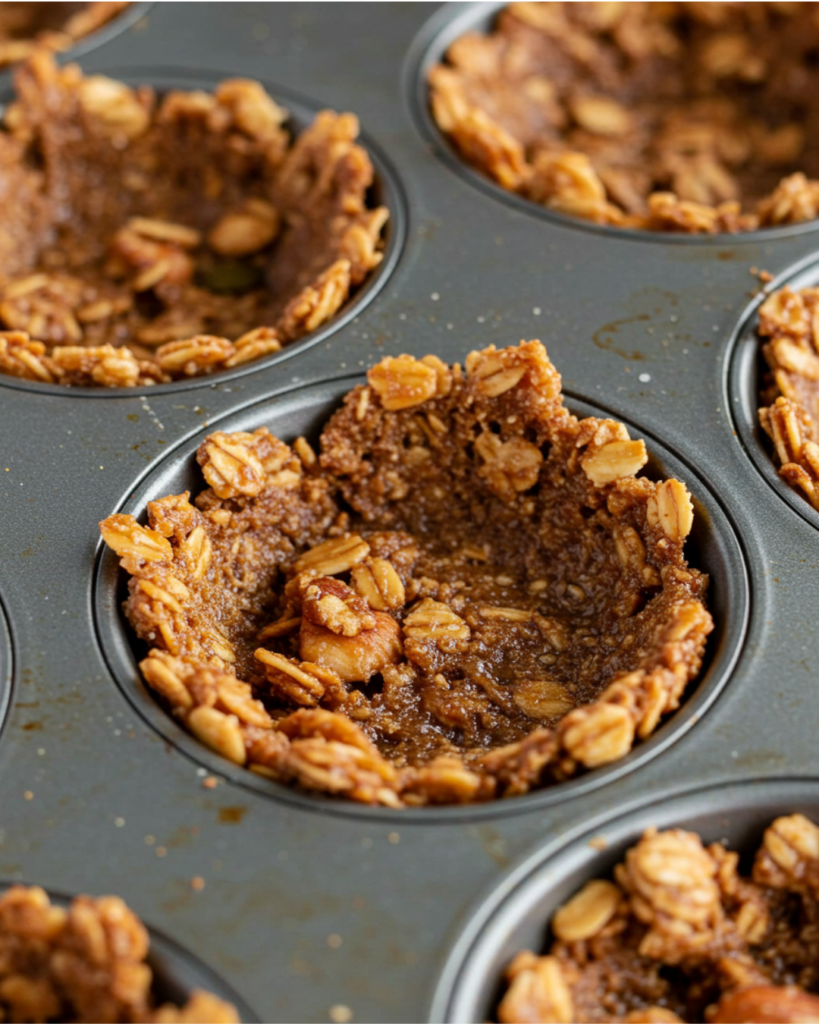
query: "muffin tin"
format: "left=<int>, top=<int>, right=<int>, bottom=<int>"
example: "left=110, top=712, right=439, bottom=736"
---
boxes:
left=4, top=3, right=819, bottom=1021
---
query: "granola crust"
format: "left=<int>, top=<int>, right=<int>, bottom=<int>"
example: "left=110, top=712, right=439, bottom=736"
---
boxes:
left=0, top=3, right=128, bottom=68
left=498, top=815, right=819, bottom=1024
left=0, top=884, right=238, bottom=1023
left=100, top=341, right=712, bottom=807
left=0, top=51, right=387, bottom=387
left=429, top=3, right=819, bottom=234
left=757, top=286, right=819, bottom=511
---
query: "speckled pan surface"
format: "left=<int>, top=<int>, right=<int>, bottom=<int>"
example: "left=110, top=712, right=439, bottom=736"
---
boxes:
left=2, top=4, right=819, bottom=1023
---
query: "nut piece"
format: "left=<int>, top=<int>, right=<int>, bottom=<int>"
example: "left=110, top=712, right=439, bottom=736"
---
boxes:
left=552, top=879, right=621, bottom=942
left=498, top=952, right=573, bottom=1024
left=294, top=534, right=370, bottom=576
left=350, top=557, right=406, bottom=611
left=710, top=986, right=819, bottom=1024
left=299, top=612, right=403, bottom=684
left=301, top=576, right=377, bottom=637
left=367, top=355, right=438, bottom=411
left=582, top=439, right=648, bottom=487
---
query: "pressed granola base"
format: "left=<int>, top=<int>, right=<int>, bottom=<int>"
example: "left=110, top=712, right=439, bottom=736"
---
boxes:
left=0, top=51, right=387, bottom=387
left=757, top=286, right=819, bottom=512
left=429, top=3, right=819, bottom=234
left=0, top=885, right=238, bottom=1023
left=497, top=814, right=819, bottom=1024
left=99, top=341, right=712, bottom=807
left=0, top=3, right=128, bottom=67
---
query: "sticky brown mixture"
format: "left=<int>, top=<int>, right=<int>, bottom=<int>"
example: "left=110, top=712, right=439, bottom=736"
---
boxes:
left=497, top=814, right=819, bottom=1024
left=756, top=287, right=819, bottom=511
left=429, top=2, right=819, bottom=234
left=0, top=3, right=128, bottom=67
left=0, top=52, right=387, bottom=387
left=99, top=341, right=712, bottom=807
left=0, top=885, right=238, bottom=1023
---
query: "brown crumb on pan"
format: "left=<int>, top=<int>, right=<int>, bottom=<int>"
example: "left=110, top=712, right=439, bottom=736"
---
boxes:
left=429, top=3, right=819, bottom=234
left=0, top=51, right=387, bottom=387
left=0, top=885, right=238, bottom=1022
left=100, top=341, right=711, bottom=807
left=497, top=814, right=819, bottom=1023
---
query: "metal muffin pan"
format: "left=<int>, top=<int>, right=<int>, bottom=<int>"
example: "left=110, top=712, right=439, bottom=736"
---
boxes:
left=93, top=383, right=749, bottom=821
left=3, top=3, right=819, bottom=1021
left=433, top=778, right=819, bottom=1023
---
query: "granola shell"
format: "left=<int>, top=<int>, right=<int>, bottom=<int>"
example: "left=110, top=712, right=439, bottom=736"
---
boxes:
left=100, top=341, right=712, bottom=807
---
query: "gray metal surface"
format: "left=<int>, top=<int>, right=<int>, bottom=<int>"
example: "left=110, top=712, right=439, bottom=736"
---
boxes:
left=1, top=3, right=819, bottom=1022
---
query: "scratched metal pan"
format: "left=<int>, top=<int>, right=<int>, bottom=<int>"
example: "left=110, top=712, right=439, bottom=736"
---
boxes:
left=3, top=4, right=819, bottom=1023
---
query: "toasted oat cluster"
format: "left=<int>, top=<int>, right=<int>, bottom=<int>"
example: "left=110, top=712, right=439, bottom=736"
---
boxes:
left=99, top=341, right=711, bottom=807
left=430, top=2, right=819, bottom=233
left=498, top=814, right=819, bottom=1024
left=0, top=3, right=128, bottom=67
left=0, top=885, right=238, bottom=1023
left=757, top=287, right=819, bottom=510
left=0, top=51, right=386, bottom=387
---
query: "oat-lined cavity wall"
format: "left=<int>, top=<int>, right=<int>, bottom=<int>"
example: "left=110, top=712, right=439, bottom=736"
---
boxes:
left=417, top=2, right=819, bottom=236
left=433, top=778, right=819, bottom=1023
left=729, top=256, right=819, bottom=531
left=94, top=343, right=748, bottom=815
left=0, top=53, right=400, bottom=389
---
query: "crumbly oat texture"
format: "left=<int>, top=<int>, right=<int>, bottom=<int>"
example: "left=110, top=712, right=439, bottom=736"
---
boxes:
left=100, top=341, right=711, bottom=806
left=498, top=814, right=819, bottom=1024
left=757, top=287, right=819, bottom=510
left=429, top=2, right=819, bottom=234
left=0, top=885, right=238, bottom=1023
left=0, top=51, right=386, bottom=387
left=0, top=3, right=128, bottom=67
